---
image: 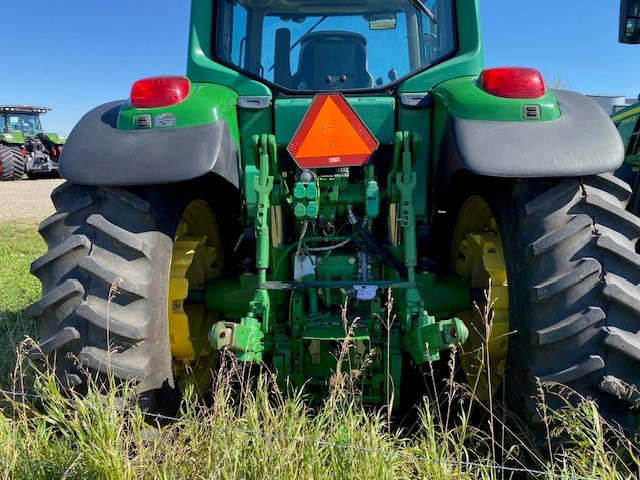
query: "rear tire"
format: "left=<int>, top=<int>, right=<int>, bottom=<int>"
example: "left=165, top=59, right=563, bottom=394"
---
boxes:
left=29, top=180, right=240, bottom=413
left=0, top=145, right=26, bottom=181
left=450, top=173, right=640, bottom=433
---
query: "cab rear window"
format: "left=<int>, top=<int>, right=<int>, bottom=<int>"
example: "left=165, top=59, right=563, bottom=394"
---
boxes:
left=215, top=0, right=455, bottom=92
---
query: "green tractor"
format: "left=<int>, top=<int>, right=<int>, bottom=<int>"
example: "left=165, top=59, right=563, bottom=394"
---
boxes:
left=611, top=103, right=640, bottom=214
left=29, top=0, right=640, bottom=433
left=609, top=1, right=640, bottom=214
left=0, top=105, right=66, bottom=181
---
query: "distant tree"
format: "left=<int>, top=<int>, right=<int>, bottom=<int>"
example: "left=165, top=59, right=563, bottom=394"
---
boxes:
left=545, top=74, right=570, bottom=90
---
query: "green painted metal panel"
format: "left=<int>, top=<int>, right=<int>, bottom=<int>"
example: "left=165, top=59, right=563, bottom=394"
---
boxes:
left=612, top=102, right=640, bottom=123
left=612, top=102, right=640, bottom=171
left=205, top=275, right=259, bottom=317
left=0, top=132, right=24, bottom=144
left=117, top=83, right=239, bottom=131
left=187, top=0, right=271, bottom=97
left=42, top=133, right=66, bottom=144
left=274, top=97, right=396, bottom=147
left=433, top=77, right=560, bottom=122
left=415, top=273, right=471, bottom=316
left=399, top=0, right=484, bottom=94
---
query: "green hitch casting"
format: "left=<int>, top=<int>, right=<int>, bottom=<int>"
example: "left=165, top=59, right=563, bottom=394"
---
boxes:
left=405, top=313, right=469, bottom=363
left=209, top=316, right=265, bottom=363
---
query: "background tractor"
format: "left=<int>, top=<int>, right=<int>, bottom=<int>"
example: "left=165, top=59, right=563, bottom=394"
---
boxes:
left=611, top=102, right=640, bottom=214
left=609, top=1, right=640, bottom=214
left=29, top=0, right=640, bottom=435
left=0, top=105, right=66, bottom=181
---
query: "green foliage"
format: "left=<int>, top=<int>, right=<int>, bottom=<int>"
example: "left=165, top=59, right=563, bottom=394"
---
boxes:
left=0, top=225, right=44, bottom=388
left=0, top=363, right=639, bottom=480
left=1, top=221, right=640, bottom=479
left=0, top=225, right=44, bottom=314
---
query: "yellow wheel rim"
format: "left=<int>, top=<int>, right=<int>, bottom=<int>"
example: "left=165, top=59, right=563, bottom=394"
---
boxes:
left=453, top=196, right=509, bottom=401
left=168, top=200, right=223, bottom=395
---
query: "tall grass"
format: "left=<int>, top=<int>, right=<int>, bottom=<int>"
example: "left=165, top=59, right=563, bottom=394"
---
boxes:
left=2, top=224, right=640, bottom=479
left=1, top=352, right=639, bottom=479
left=0, top=224, right=44, bottom=388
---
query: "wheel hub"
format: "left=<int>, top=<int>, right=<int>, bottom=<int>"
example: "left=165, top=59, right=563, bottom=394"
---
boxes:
left=168, top=200, right=223, bottom=394
left=453, top=197, right=509, bottom=401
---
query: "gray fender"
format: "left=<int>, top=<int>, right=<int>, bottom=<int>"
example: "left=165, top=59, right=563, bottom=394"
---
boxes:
left=437, top=90, right=624, bottom=190
left=59, top=101, right=240, bottom=187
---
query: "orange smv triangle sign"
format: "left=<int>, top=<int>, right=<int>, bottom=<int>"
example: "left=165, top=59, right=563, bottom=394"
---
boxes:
left=288, top=93, right=379, bottom=169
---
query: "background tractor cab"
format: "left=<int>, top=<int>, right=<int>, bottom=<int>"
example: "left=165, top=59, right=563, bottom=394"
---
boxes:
left=3, top=113, right=42, bottom=135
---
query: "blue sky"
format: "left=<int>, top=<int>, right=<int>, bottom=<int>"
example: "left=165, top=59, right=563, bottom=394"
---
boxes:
left=0, top=1, right=636, bottom=135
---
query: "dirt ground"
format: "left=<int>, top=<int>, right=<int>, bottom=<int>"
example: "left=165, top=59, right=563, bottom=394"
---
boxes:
left=0, top=178, right=65, bottom=224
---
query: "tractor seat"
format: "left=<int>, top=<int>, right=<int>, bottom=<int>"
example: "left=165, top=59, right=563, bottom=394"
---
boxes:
left=291, top=31, right=374, bottom=90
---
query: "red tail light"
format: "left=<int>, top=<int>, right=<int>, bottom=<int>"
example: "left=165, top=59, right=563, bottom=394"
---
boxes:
left=479, top=67, right=545, bottom=99
left=129, top=76, right=190, bottom=108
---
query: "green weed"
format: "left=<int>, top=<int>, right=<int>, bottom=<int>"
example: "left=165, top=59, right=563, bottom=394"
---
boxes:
left=0, top=224, right=44, bottom=389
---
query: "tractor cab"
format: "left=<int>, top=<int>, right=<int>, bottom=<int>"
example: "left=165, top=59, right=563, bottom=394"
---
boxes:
left=7, top=113, right=42, bottom=136
left=0, top=106, right=46, bottom=137
left=213, top=0, right=455, bottom=92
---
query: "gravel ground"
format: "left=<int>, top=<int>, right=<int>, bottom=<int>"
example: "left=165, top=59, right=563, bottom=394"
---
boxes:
left=0, top=178, right=65, bottom=225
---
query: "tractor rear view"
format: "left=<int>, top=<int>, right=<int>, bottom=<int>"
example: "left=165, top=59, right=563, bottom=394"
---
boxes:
left=0, top=105, right=65, bottom=180
left=29, top=0, right=640, bottom=435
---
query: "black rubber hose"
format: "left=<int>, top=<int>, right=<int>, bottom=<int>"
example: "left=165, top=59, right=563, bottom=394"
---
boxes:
left=347, top=207, right=408, bottom=279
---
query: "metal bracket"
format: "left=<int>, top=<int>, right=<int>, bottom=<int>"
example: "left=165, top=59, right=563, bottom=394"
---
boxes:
left=405, top=314, right=469, bottom=363
left=210, top=134, right=274, bottom=360
left=209, top=316, right=265, bottom=362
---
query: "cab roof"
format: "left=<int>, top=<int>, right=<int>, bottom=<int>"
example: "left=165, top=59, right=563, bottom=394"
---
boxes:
left=240, top=0, right=405, bottom=15
left=0, top=106, right=49, bottom=114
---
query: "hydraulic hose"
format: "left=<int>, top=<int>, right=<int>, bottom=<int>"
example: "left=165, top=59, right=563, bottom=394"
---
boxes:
left=346, top=205, right=408, bottom=279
